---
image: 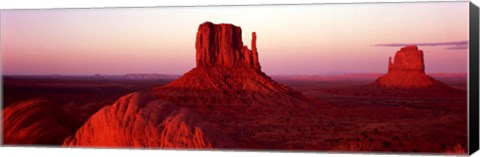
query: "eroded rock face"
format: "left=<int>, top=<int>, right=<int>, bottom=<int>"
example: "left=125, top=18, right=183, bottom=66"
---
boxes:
left=2, top=98, right=76, bottom=145
left=196, top=21, right=261, bottom=70
left=374, top=45, right=447, bottom=89
left=388, top=45, right=425, bottom=73
left=63, top=93, right=232, bottom=148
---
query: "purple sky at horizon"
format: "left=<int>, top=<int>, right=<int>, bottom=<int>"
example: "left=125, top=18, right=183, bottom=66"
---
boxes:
left=0, top=2, right=469, bottom=75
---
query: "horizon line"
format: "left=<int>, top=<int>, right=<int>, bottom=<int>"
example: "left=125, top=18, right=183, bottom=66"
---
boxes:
left=2, top=72, right=469, bottom=77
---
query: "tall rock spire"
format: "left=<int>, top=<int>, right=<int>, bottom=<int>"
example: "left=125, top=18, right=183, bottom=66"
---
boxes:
left=251, top=32, right=261, bottom=70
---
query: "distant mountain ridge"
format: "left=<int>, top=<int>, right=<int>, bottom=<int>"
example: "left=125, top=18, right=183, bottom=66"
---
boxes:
left=3, top=74, right=181, bottom=80
left=95, top=73, right=180, bottom=80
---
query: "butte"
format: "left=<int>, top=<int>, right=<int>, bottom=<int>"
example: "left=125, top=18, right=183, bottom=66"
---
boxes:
left=373, top=45, right=451, bottom=89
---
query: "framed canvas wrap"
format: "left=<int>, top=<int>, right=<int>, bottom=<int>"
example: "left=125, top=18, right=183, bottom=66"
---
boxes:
left=1, top=1, right=479, bottom=156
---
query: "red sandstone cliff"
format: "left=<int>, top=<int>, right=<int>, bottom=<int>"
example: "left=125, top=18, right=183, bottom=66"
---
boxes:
left=196, top=22, right=261, bottom=70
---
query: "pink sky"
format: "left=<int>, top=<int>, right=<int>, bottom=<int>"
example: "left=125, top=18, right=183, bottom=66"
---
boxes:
left=0, top=2, right=469, bottom=75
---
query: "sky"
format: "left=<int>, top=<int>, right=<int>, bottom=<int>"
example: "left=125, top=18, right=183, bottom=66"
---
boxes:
left=0, top=1, right=470, bottom=75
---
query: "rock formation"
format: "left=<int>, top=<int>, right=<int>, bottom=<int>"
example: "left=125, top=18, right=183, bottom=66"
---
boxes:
left=146, top=22, right=319, bottom=149
left=387, top=45, right=425, bottom=73
left=152, top=21, right=304, bottom=98
left=2, top=98, right=77, bottom=145
left=196, top=22, right=261, bottom=70
left=63, top=93, right=232, bottom=148
left=373, top=45, right=448, bottom=89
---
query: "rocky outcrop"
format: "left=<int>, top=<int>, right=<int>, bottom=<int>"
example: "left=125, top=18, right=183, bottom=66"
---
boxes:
left=152, top=22, right=307, bottom=102
left=196, top=21, right=261, bottom=70
left=63, top=93, right=232, bottom=148
left=374, top=45, right=448, bottom=89
left=2, top=98, right=77, bottom=145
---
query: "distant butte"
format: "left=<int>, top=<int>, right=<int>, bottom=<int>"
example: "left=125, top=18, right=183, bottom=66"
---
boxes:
left=373, top=45, right=449, bottom=89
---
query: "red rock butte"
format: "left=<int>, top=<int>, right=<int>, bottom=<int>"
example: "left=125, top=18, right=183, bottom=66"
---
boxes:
left=196, top=21, right=261, bottom=70
left=373, top=45, right=447, bottom=89
left=152, top=21, right=303, bottom=95
left=388, top=45, right=425, bottom=73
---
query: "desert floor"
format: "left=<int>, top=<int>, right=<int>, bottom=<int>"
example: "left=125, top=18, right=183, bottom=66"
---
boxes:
left=2, top=76, right=467, bottom=153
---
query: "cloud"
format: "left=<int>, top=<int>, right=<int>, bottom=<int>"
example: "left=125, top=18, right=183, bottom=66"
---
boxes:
left=374, top=40, right=468, bottom=50
left=445, top=46, right=468, bottom=50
